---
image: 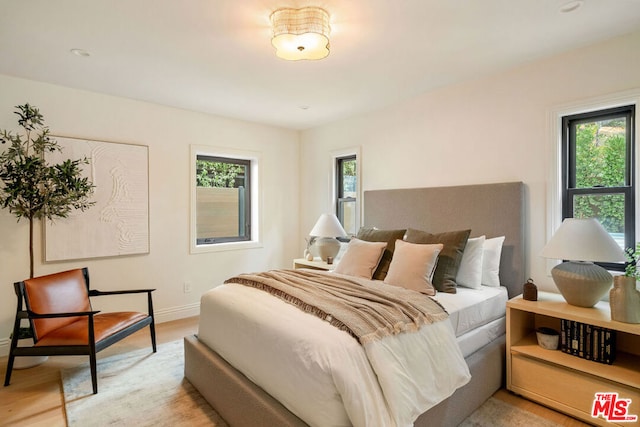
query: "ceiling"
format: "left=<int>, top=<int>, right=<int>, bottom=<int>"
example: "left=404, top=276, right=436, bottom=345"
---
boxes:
left=1, top=0, right=640, bottom=130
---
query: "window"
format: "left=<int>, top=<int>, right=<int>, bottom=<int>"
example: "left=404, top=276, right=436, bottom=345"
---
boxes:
left=561, top=105, right=635, bottom=270
left=191, top=145, right=261, bottom=252
left=336, top=155, right=357, bottom=236
left=195, top=155, right=251, bottom=244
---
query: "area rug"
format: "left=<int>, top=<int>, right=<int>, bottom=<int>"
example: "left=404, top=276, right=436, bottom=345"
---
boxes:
left=63, top=339, right=559, bottom=427
left=460, top=396, right=561, bottom=427
left=61, top=340, right=228, bottom=427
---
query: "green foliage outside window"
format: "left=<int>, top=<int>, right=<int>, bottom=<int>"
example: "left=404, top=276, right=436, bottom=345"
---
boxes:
left=573, top=119, right=627, bottom=233
left=342, top=158, right=356, bottom=177
left=340, top=157, right=357, bottom=198
left=196, top=160, right=244, bottom=188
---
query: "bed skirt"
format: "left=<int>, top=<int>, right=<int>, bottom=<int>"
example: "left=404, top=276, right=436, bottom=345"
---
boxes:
left=183, top=334, right=505, bottom=427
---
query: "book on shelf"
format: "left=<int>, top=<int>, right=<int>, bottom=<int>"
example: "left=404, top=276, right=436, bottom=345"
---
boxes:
left=560, top=319, right=616, bottom=364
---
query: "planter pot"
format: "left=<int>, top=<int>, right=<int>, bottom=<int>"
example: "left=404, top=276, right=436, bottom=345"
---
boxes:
left=610, top=276, right=640, bottom=324
left=13, top=339, right=48, bottom=369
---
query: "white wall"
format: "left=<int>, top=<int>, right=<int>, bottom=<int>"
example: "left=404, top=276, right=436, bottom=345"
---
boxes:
left=300, top=30, right=640, bottom=294
left=3, top=30, right=639, bottom=356
left=0, top=75, right=300, bottom=355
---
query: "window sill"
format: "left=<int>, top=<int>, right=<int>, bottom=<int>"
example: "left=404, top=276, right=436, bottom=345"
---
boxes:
left=190, top=240, right=263, bottom=254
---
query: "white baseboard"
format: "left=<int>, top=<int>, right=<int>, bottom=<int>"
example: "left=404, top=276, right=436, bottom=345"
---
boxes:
left=153, top=302, right=200, bottom=323
left=0, top=337, right=9, bottom=358
left=0, top=303, right=201, bottom=357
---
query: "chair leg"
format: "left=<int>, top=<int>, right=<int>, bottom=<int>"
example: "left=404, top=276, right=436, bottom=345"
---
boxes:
left=147, top=292, right=157, bottom=353
left=3, top=354, right=15, bottom=386
left=4, top=328, right=20, bottom=387
left=90, top=352, right=98, bottom=394
left=150, top=321, right=157, bottom=353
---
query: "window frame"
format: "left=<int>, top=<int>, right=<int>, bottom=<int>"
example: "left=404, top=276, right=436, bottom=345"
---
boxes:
left=561, top=105, right=635, bottom=271
left=336, top=154, right=357, bottom=235
left=332, top=147, right=360, bottom=238
left=195, top=154, right=252, bottom=245
left=190, top=145, right=262, bottom=254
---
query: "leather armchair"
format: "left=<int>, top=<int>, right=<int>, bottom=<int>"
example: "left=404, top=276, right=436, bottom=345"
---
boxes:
left=3, top=267, right=156, bottom=394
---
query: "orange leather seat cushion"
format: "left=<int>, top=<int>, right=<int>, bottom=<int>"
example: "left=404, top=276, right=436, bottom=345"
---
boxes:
left=35, top=312, right=149, bottom=346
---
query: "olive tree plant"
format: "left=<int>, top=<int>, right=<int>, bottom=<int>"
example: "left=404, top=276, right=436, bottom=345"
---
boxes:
left=0, top=104, right=95, bottom=278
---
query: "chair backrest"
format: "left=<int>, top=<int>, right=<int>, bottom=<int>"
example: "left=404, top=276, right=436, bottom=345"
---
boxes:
left=21, top=268, right=91, bottom=340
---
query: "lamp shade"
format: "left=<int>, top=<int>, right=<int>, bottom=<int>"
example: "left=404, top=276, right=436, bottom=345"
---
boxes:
left=540, top=218, right=626, bottom=263
left=270, top=7, right=330, bottom=61
left=309, top=213, right=346, bottom=238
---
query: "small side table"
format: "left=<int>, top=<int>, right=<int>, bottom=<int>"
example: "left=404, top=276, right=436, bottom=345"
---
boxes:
left=292, top=258, right=333, bottom=271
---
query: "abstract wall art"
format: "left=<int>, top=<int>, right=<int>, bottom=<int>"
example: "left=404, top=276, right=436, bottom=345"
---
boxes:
left=44, top=136, right=149, bottom=261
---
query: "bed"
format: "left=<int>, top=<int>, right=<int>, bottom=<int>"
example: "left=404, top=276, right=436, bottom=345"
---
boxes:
left=185, top=181, right=525, bottom=426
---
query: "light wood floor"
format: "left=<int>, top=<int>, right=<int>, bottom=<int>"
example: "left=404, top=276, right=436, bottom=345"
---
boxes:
left=0, top=317, right=588, bottom=427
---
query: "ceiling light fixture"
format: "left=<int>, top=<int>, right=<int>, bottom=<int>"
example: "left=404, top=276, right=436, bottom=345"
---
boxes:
left=270, top=7, right=330, bottom=61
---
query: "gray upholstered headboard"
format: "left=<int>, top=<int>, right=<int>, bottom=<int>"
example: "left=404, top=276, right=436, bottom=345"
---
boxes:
left=363, top=182, right=525, bottom=298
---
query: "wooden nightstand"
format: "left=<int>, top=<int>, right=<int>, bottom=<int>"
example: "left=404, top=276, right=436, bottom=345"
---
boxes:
left=506, top=291, right=640, bottom=425
left=292, top=258, right=334, bottom=271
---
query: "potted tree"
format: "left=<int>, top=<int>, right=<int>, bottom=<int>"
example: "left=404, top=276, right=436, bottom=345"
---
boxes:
left=1, top=104, right=95, bottom=366
left=0, top=103, right=95, bottom=277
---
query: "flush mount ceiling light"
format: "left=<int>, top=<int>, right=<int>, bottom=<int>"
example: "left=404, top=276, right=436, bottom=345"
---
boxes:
left=270, top=7, right=330, bottom=61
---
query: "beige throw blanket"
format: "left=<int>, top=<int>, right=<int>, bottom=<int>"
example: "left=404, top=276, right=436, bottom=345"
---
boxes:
left=224, top=269, right=448, bottom=345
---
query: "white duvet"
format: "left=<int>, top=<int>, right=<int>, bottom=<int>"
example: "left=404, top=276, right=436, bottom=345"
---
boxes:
left=198, top=271, right=471, bottom=427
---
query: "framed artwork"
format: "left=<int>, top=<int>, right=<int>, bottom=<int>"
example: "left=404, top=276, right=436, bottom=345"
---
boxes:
left=44, top=136, right=149, bottom=261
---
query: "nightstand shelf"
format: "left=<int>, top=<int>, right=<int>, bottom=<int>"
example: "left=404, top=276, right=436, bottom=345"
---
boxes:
left=510, top=333, right=640, bottom=390
left=292, top=258, right=333, bottom=271
left=507, top=292, right=640, bottom=426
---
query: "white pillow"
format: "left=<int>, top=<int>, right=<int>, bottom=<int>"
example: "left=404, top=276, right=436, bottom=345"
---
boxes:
left=333, top=238, right=387, bottom=279
left=384, top=240, right=443, bottom=295
left=456, top=236, right=486, bottom=289
left=482, top=236, right=505, bottom=287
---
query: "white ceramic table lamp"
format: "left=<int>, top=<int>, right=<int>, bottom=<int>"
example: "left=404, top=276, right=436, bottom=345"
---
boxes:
left=310, top=213, right=347, bottom=262
left=541, top=218, right=626, bottom=307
